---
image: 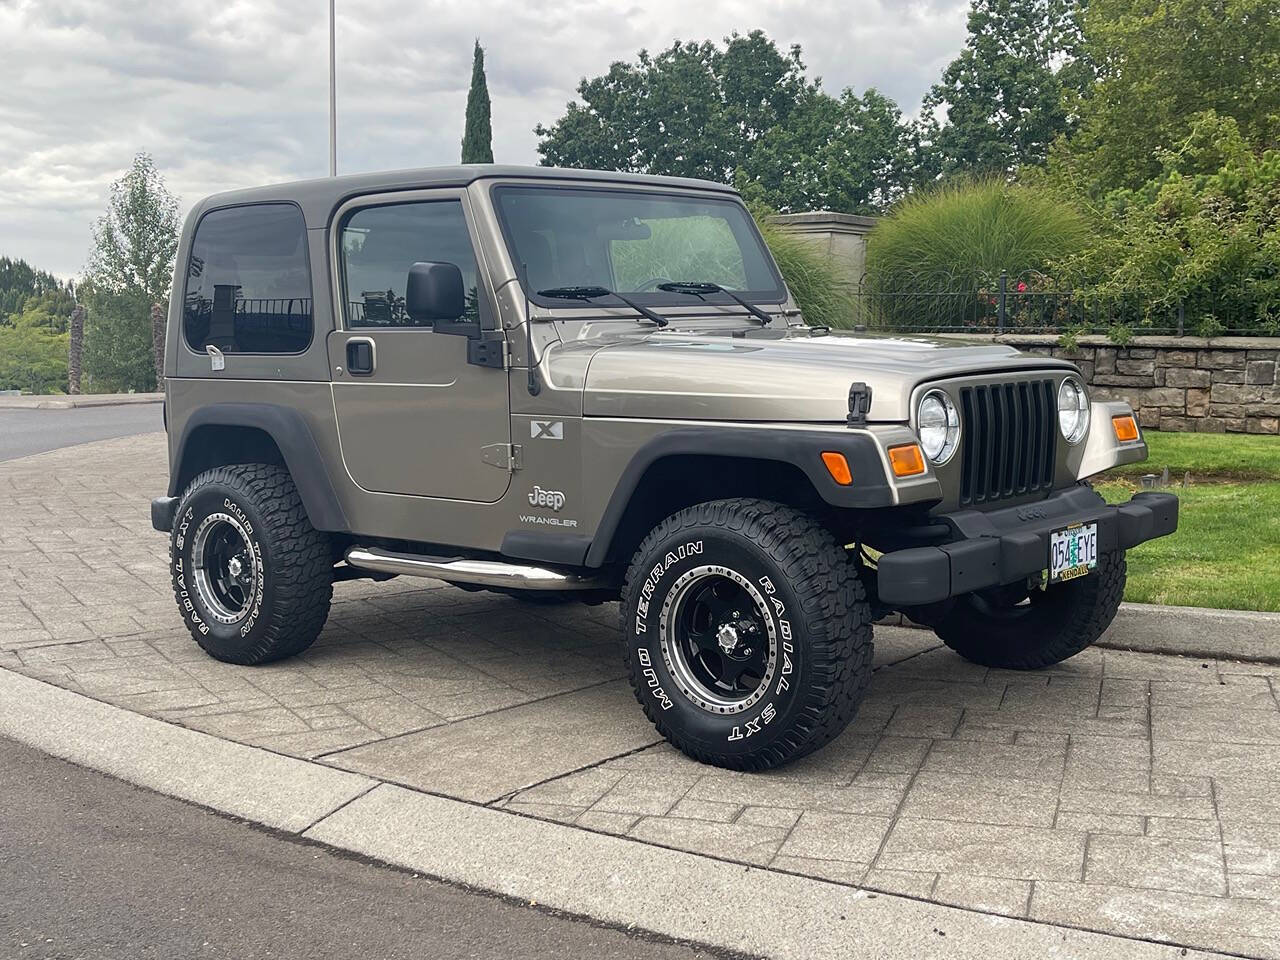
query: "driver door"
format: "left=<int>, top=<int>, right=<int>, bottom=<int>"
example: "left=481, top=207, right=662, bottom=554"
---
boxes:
left=327, top=191, right=511, bottom=502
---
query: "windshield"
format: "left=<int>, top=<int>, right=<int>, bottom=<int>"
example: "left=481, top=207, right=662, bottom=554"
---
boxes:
left=492, top=185, right=785, bottom=308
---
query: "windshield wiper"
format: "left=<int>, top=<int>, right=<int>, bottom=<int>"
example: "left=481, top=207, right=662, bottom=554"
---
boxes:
left=536, top=285, right=668, bottom=328
left=658, top=281, right=773, bottom=326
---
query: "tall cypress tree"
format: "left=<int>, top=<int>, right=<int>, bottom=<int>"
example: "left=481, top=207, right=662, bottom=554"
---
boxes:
left=461, top=40, right=494, bottom=163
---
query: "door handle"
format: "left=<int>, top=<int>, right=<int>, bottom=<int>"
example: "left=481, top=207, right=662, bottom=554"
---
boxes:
left=346, top=337, right=375, bottom=375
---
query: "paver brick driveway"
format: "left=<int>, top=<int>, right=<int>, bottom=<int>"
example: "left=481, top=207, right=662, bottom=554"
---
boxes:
left=3, top=433, right=1280, bottom=958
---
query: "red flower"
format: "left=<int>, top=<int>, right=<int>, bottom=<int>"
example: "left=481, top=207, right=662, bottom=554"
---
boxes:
left=1017, top=281, right=1028, bottom=292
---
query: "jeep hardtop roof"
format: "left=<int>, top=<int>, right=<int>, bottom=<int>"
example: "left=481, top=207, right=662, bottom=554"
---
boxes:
left=193, top=164, right=739, bottom=226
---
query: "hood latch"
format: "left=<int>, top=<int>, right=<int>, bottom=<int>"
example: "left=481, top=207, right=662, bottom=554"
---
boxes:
left=847, top=382, right=872, bottom=427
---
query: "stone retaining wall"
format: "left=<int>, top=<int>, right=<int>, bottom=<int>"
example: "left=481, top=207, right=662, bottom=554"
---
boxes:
left=934, top=334, right=1280, bottom=434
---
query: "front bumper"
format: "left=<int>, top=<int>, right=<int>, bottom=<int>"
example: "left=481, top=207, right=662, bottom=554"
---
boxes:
left=875, top=486, right=1178, bottom=606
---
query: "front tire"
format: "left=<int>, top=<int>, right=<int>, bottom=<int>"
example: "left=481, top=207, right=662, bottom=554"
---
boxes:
left=621, top=498, right=873, bottom=771
left=170, top=464, right=333, bottom=665
left=932, top=550, right=1126, bottom=669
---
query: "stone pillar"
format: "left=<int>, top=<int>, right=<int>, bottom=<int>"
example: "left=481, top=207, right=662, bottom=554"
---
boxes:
left=768, top=211, right=878, bottom=290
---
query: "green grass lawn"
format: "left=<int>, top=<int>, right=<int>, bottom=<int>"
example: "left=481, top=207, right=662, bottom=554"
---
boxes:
left=1108, top=430, right=1280, bottom=482
left=1097, top=430, right=1280, bottom=612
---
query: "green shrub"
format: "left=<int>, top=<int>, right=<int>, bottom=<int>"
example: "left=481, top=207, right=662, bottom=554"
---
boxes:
left=756, top=217, right=856, bottom=328
left=863, top=178, right=1091, bottom=329
left=1053, top=112, right=1280, bottom=336
left=0, top=307, right=68, bottom=394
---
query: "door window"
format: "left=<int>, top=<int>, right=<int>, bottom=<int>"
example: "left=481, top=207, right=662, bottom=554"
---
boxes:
left=341, top=201, right=481, bottom=328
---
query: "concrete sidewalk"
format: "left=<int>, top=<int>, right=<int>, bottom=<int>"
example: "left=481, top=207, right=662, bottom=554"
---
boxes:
left=2, top=433, right=1279, bottom=958
left=0, top=667, right=1232, bottom=960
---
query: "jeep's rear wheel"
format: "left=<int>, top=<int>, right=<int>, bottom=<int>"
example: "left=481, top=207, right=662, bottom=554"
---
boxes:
left=170, top=464, right=333, bottom=665
left=932, top=550, right=1126, bottom=669
left=621, top=498, right=873, bottom=771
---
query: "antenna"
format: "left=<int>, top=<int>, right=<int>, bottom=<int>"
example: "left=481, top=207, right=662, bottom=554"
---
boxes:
left=522, top=263, right=541, bottom=396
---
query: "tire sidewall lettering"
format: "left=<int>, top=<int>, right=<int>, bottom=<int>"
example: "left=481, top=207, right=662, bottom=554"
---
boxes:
left=171, top=490, right=268, bottom=643
left=627, top=534, right=804, bottom=750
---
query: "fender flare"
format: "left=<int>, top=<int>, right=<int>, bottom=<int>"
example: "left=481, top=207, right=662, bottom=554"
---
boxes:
left=582, top=427, right=897, bottom=568
left=168, top=402, right=349, bottom=532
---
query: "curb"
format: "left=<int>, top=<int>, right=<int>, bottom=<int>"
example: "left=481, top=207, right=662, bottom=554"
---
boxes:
left=881, top=602, right=1280, bottom=665
left=0, top=393, right=164, bottom=410
left=1099, top=602, right=1280, bottom=663
left=0, top=666, right=1228, bottom=960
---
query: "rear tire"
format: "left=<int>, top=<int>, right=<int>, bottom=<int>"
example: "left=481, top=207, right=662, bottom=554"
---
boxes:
left=620, top=498, right=873, bottom=771
left=933, top=550, right=1126, bottom=669
left=170, top=464, right=333, bottom=665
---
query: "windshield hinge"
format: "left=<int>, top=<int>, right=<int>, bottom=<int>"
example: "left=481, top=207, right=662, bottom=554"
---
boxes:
left=848, top=382, right=872, bottom=428
left=467, top=332, right=507, bottom=369
left=481, top=443, right=523, bottom=472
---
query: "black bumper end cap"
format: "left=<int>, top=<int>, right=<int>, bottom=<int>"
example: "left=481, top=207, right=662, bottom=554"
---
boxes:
left=876, top=546, right=952, bottom=606
left=151, top=496, right=178, bottom=533
left=1126, top=492, right=1179, bottom=541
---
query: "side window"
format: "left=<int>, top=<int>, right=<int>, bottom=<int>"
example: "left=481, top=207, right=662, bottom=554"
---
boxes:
left=184, top=204, right=312, bottom=354
left=341, top=200, right=481, bottom=328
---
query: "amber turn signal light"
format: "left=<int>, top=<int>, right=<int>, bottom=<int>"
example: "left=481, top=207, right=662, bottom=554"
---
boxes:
left=888, top=443, right=926, bottom=478
left=821, top=451, right=853, bottom=486
left=1112, top=414, right=1140, bottom=442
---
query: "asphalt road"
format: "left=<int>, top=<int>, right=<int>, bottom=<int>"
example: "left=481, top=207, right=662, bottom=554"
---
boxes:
left=0, top=737, right=726, bottom=960
left=0, top=404, right=164, bottom=462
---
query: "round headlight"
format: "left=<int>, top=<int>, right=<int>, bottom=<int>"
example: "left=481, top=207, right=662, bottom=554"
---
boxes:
left=1057, top=377, right=1089, bottom=444
left=917, top=390, right=960, bottom=464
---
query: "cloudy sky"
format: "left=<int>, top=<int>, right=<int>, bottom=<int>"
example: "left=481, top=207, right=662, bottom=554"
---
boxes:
left=0, top=0, right=968, bottom=278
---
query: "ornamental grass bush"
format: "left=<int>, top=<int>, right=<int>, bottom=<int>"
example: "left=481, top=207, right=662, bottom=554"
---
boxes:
left=863, top=178, right=1091, bottom=330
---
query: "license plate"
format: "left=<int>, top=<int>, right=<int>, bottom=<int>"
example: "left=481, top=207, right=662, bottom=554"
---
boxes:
left=1050, top=522, right=1098, bottom=583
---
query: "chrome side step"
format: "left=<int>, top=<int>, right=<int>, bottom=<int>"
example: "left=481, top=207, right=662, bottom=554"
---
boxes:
left=344, top=546, right=606, bottom=591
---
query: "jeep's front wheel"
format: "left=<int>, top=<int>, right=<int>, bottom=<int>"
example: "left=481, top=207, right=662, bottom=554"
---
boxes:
left=621, top=498, right=873, bottom=771
left=931, top=549, right=1126, bottom=669
left=170, top=464, right=333, bottom=665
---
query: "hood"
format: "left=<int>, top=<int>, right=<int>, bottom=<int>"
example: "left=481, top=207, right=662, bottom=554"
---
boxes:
left=573, top=328, right=1076, bottom=422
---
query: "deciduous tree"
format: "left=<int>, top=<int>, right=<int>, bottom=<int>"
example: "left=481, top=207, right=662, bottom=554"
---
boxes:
left=1052, top=0, right=1280, bottom=193
left=82, top=153, right=180, bottom=393
left=535, top=31, right=914, bottom=213
left=920, top=0, right=1088, bottom=178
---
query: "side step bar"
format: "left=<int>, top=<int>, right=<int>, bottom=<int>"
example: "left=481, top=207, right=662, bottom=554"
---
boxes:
left=344, top=546, right=607, bottom=592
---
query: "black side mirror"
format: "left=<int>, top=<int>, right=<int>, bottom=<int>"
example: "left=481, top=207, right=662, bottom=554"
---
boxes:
left=405, top=261, right=465, bottom=324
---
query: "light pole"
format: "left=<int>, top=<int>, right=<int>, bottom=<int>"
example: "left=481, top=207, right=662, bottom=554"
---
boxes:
left=328, top=0, right=336, bottom=176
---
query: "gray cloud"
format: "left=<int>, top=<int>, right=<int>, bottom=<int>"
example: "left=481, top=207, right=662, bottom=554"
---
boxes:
left=0, top=0, right=967, bottom=277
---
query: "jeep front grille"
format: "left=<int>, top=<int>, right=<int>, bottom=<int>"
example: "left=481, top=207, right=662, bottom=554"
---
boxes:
left=958, top=380, right=1057, bottom=505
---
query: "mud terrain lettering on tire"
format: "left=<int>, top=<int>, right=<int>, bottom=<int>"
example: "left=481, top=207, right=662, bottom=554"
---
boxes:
left=636, top=649, right=674, bottom=710
left=634, top=540, right=703, bottom=635
left=239, top=535, right=265, bottom=637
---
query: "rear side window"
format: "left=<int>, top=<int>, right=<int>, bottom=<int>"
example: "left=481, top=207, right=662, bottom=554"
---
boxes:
left=183, top=203, right=313, bottom=354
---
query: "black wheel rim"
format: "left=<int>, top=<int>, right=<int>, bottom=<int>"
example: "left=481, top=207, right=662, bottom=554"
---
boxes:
left=191, top=513, right=258, bottom=624
left=659, top=567, right=776, bottom=715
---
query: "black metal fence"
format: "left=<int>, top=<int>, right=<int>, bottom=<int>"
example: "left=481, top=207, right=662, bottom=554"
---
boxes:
left=849, top=272, right=1276, bottom=337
